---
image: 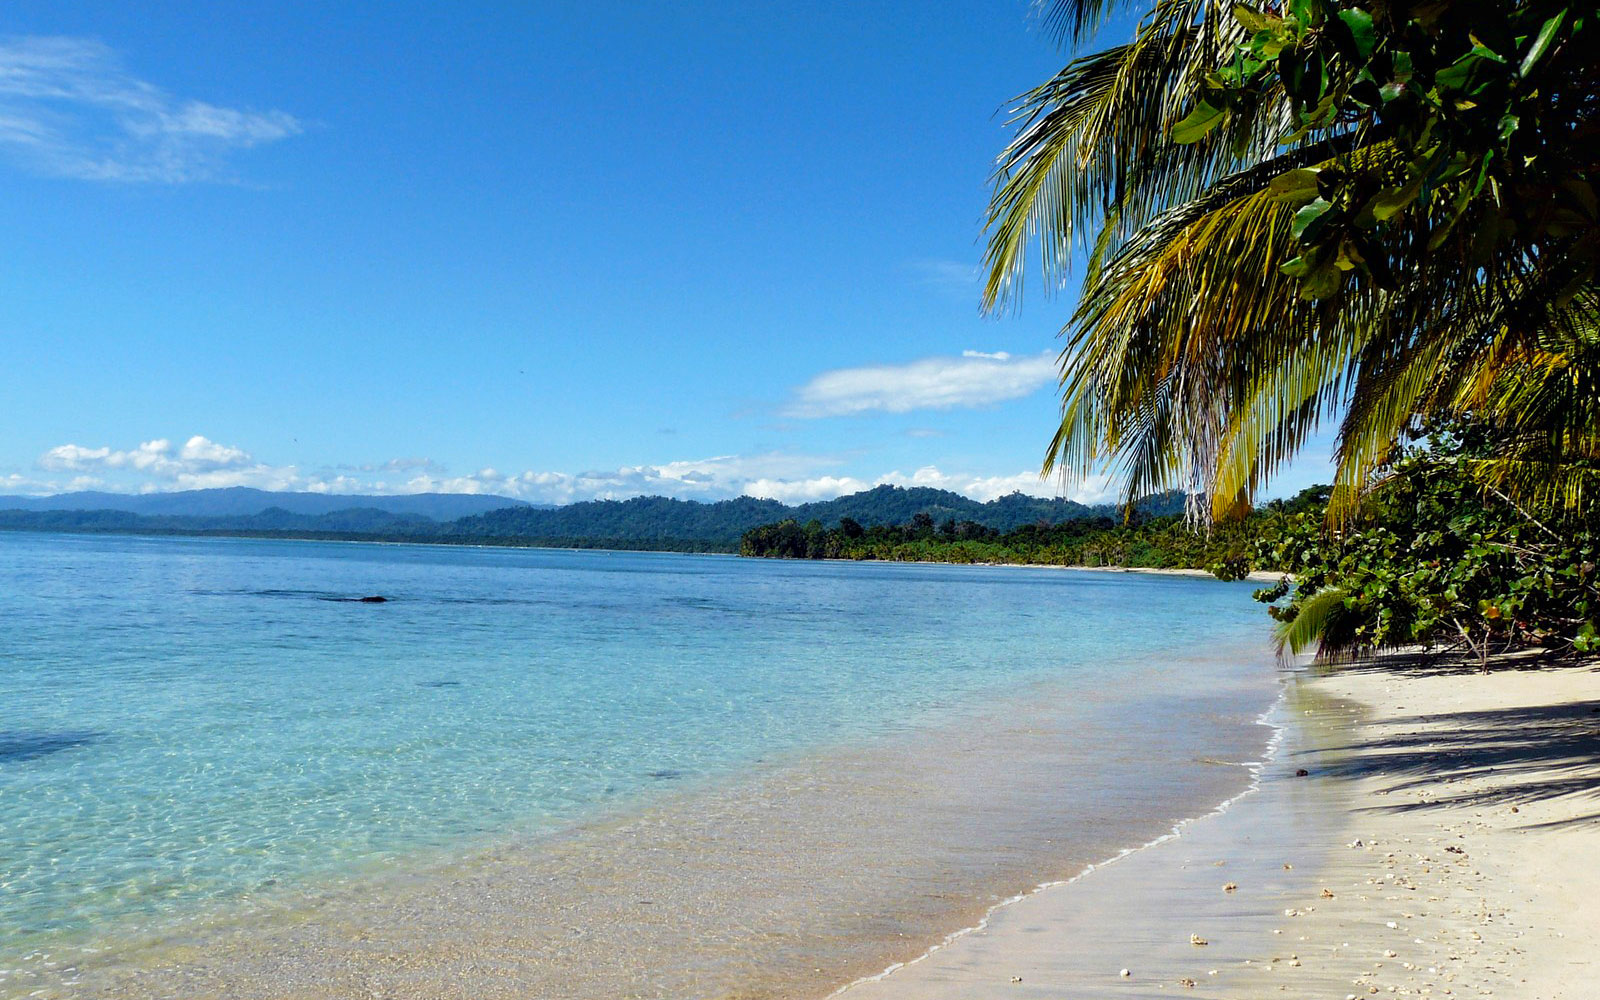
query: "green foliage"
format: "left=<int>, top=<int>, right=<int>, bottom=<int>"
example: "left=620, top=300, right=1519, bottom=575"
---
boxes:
left=1256, top=427, right=1600, bottom=664
left=986, top=0, right=1600, bottom=523
left=741, top=496, right=1322, bottom=574
left=1198, top=0, right=1597, bottom=303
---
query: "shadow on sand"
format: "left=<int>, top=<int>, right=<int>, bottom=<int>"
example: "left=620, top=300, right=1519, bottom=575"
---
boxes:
left=1292, top=660, right=1600, bottom=829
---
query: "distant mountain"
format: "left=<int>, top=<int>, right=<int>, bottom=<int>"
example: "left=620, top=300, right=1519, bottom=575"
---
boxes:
left=451, top=495, right=793, bottom=545
left=788, top=484, right=1107, bottom=533
left=446, top=485, right=1184, bottom=545
left=0, top=487, right=531, bottom=520
left=0, top=484, right=1188, bottom=551
left=0, top=506, right=438, bottom=534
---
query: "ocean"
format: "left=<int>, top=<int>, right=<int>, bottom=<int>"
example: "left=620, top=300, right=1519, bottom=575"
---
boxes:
left=0, top=532, right=1281, bottom=998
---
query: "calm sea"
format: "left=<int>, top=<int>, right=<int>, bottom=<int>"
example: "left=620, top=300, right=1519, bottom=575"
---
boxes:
left=1, top=532, right=1281, bottom=998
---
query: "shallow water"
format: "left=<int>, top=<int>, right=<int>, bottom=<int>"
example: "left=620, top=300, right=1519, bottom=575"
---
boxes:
left=0, top=533, right=1280, bottom=997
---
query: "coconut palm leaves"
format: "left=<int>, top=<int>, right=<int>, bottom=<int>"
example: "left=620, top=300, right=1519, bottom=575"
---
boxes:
left=988, top=0, right=1600, bottom=522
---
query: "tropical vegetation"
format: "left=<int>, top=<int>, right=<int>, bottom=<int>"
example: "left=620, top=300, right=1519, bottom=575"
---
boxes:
left=983, top=0, right=1597, bottom=660
left=986, top=0, right=1595, bottom=517
left=1257, top=425, right=1599, bottom=665
left=740, top=486, right=1325, bottom=575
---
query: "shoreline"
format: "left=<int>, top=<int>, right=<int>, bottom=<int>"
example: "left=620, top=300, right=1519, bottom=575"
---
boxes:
left=827, top=695, right=1292, bottom=998
left=840, top=659, right=1600, bottom=999
left=12, top=643, right=1280, bottom=1000
left=5, top=529, right=1286, bottom=580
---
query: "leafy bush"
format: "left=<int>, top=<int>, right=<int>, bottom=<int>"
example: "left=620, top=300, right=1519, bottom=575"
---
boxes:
left=1257, top=429, right=1599, bottom=666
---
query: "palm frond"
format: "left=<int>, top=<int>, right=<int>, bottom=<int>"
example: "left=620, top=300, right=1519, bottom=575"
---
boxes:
left=1274, top=586, right=1349, bottom=656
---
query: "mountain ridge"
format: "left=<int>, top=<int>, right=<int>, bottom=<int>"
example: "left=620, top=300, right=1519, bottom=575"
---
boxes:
left=0, top=484, right=1186, bottom=550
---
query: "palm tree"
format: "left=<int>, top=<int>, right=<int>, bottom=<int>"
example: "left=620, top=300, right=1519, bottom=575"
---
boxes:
left=985, top=0, right=1599, bottom=523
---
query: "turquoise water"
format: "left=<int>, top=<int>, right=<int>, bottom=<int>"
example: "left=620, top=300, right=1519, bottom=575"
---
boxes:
left=0, top=532, right=1274, bottom=991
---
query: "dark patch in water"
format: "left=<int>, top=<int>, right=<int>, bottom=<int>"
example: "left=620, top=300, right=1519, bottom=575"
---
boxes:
left=661, top=596, right=723, bottom=611
left=416, top=680, right=462, bottom=688
left=645, top=769, right=687, bottom=781
left=0, top=730, right=104, bottom=763
left=194, top=588, right=328, bottom=599
left=193, top=589, right=393, bottom=604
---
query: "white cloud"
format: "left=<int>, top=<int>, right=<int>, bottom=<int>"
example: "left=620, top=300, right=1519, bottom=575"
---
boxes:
left=742, top=475, right=874, bottom=504
left=0, top=471, right=102, bottom=495
left=34, top=435, right=297, bottom=493
left=390, top=453, right=840, bottom=506
left=784, top=350, right=1057, bottom=418
left=177, top=435, right=251, bottom=468
left=0, top=36, right=300, bottom=182
left=39, top=435, right=253, bottom=478
left=10, top=435, right=1123, bottom=508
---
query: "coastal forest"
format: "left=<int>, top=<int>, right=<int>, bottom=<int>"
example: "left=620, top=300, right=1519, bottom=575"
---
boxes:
left=740, top=487, right=1325, bottom=575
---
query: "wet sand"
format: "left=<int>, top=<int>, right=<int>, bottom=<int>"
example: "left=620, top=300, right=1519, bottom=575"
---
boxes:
left=17, top=653, right=1276, bottom=1000
left=844, top=659, right=1600, bottom=1000
left=28, top=649, right=1594, bottom=1000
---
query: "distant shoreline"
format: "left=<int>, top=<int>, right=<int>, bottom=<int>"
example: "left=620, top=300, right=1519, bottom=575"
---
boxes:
left=0, top=524, right=1288, bottom=580
left=998, top=562, right=1286, bottom=582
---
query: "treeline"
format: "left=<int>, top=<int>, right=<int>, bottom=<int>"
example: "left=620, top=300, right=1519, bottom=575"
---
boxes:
left=740, top=489, right=1325, bottom=576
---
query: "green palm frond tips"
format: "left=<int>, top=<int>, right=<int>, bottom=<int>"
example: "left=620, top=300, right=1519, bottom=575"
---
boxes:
left=1273, top=586, right=1348, bottom=656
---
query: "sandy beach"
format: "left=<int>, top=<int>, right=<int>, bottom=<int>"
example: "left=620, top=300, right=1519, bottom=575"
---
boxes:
left=841, top=658, right=1600, bottom=1000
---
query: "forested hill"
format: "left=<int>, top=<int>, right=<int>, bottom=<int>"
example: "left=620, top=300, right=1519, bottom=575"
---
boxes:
left=446, top=485, right=1182, bottom=545
left=0, top=485, right=1186, bottom=551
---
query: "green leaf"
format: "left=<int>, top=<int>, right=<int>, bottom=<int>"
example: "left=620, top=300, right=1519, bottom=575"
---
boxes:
left=1171, top=100, right=1227, bottom=144
left=1370, top=175, right=1425, bottom=221
left=1291, top=198, right=1335, bottom=241
left=1268, top=167, right=1322, bottom=202
left=1467, top=34, right=1507, bottom=64
left=1254, top=30, right=1287, bottom=60
left=1434, top=52, right=1492, bottom=94
left=1232, top=3, right=1270, bottom=31
left=1300, top=259, right=1345, bottom=299
left=1520, top=9, right=1567, bottom=77
left=1337, top=8, right=1376, bottom=60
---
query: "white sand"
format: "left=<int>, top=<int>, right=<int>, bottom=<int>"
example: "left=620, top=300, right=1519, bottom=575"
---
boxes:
left=840, top=660, right=1600, bottom=999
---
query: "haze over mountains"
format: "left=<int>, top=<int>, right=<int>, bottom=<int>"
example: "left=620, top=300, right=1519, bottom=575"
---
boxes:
left=0, top=487, right=532, bottom=520
left=0, top=484, right=1185, bottom=551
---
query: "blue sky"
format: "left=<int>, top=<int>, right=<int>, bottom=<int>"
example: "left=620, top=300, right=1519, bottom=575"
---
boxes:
left=0, top=1, right=1334, bottom=505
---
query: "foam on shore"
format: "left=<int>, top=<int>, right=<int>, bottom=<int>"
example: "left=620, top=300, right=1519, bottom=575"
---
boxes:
left=841, top=660, right=1600, bottom=999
